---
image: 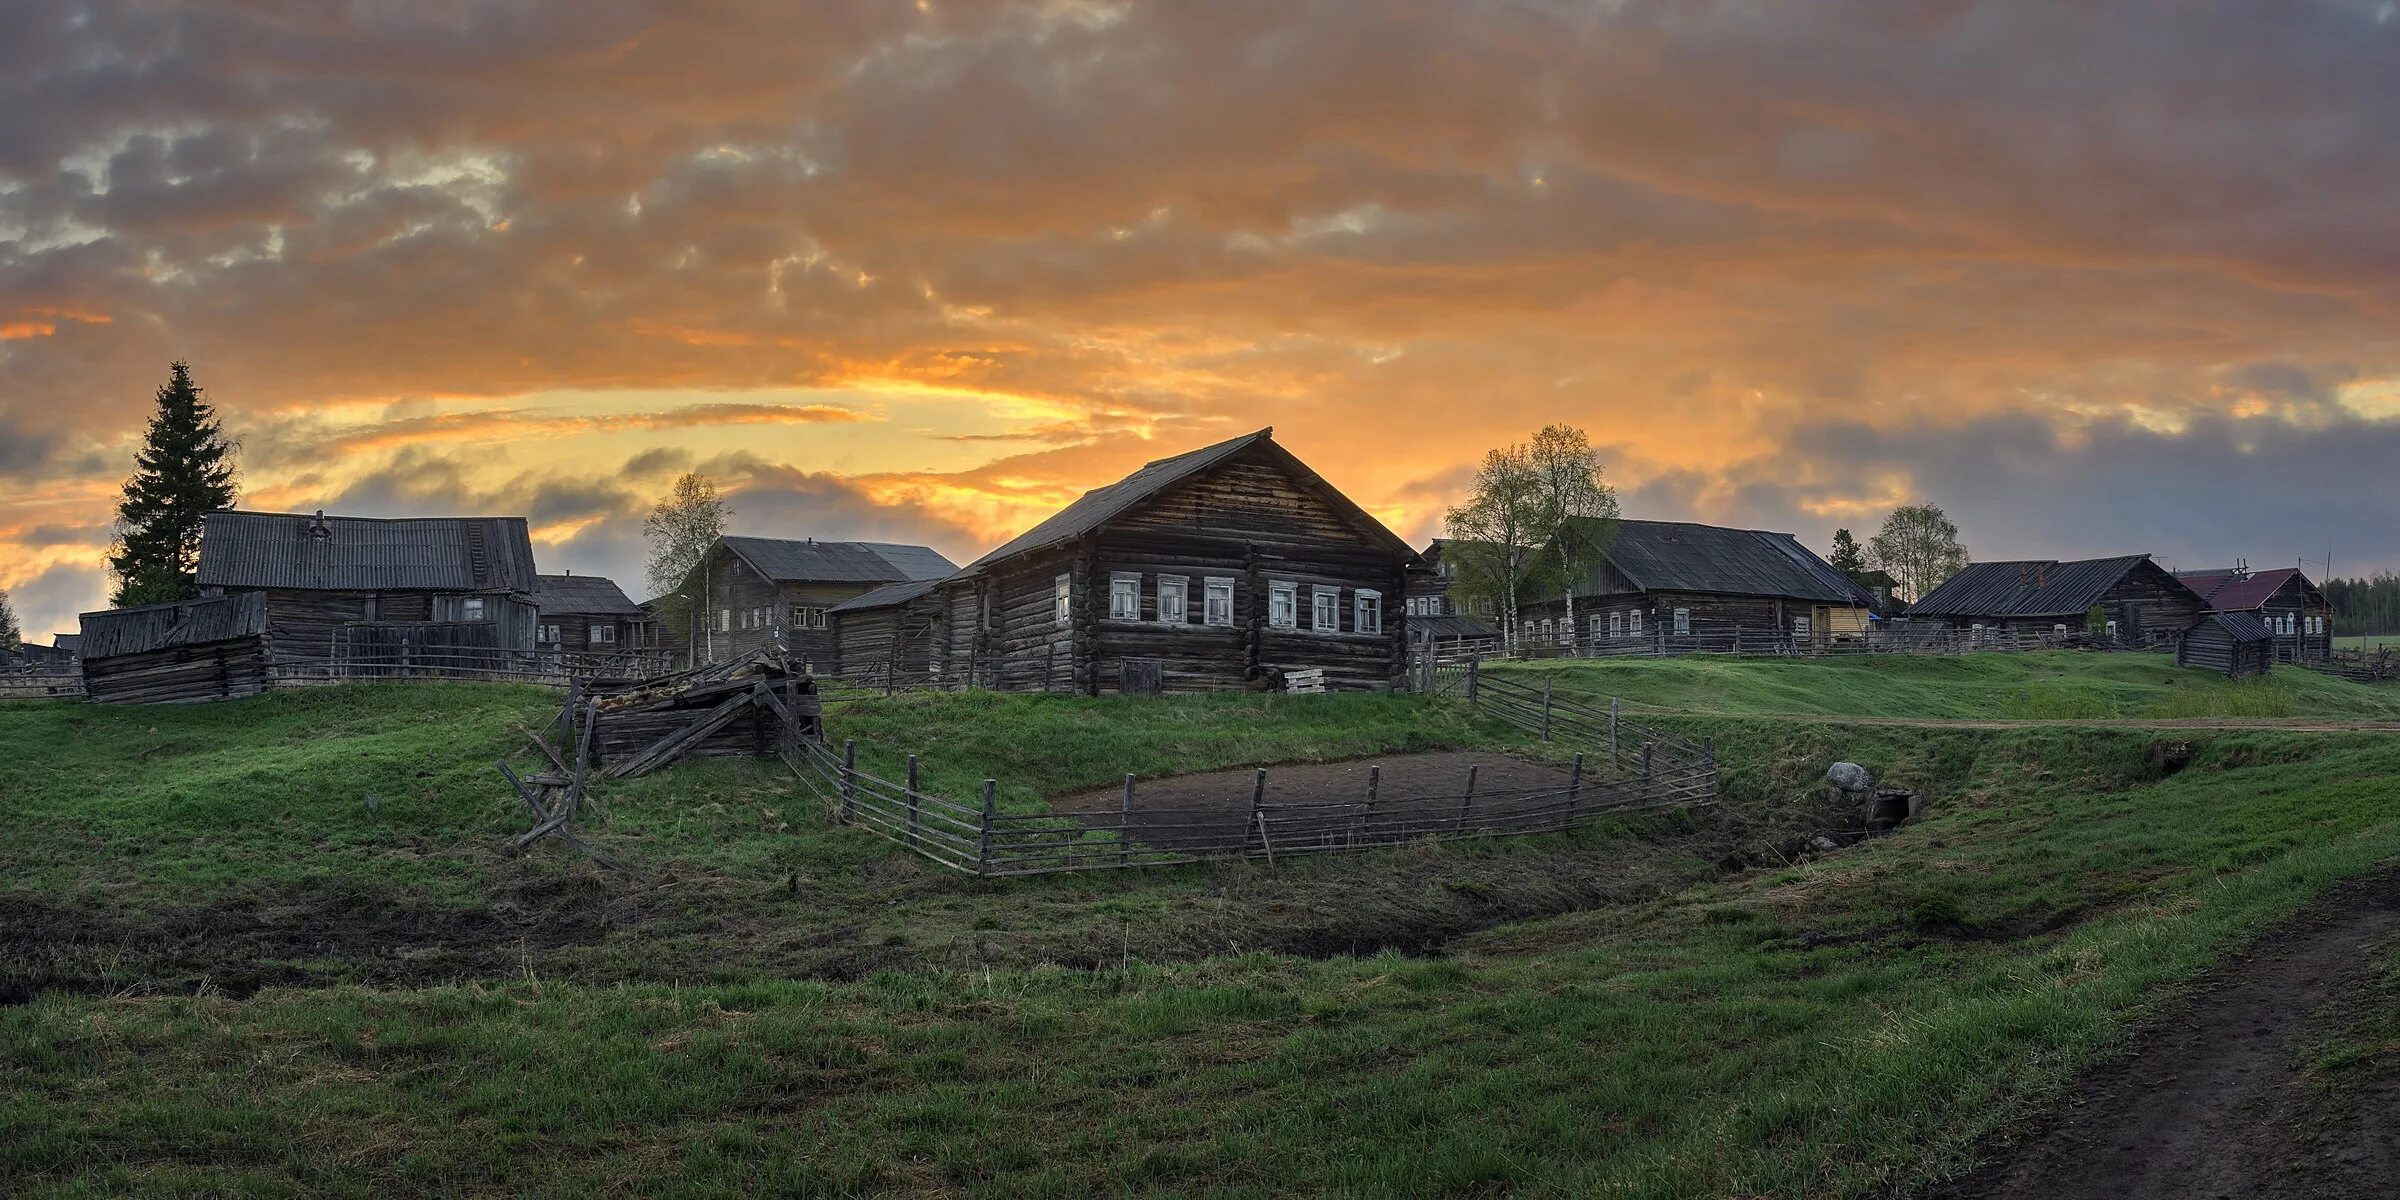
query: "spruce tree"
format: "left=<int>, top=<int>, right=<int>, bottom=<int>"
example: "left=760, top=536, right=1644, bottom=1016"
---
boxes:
left=0, top=587, right=20, bottom=653
left=110, top=361, right=239, bottom=607
left=1828, top=528, right=1868, bottom=581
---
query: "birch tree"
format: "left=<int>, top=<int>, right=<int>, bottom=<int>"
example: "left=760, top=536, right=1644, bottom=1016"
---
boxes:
left=643, top=473, right=731, bottom=659
left=1527, top=424, right=1619, bottom=646
left=1443, top=443, right=1547, bottom=653
left=1867, top=503, right=1970, bottom=602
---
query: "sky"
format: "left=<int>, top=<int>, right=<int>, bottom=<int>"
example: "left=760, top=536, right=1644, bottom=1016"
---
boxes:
left=4, top=0, right=2399, bottom=641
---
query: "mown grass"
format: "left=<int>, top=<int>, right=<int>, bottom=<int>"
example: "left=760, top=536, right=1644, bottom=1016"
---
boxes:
left=1495, top=650, right=2400, bottom=721
left=6, top=710, right=2399, bottom=1196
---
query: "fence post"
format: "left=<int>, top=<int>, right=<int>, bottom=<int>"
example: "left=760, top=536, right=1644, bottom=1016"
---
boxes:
left=1568, top=753, right=1584, bottom=820
left=1249, top=767, right=1274, bottom=866
left=840, top=739, right=857, bottom=822
left=976, top=779, right=997, bottom=875
left=1121, top=773, right=1136, bottom=865
left=905, top=753, right=921, bottom=851
left=1466, top=655, right=1480, bottom=701
left=1457, top=764, right=1479, bottom=832
left=1359, top=763, right=1380, bottom=846
left=1703, top=737, right=1718, bottom=798
left=1540, top=676, right=1553, bottom=741
left=1609, top=698, right=1620, bottom=770
left=1641, top=741, right=1654, bottom=802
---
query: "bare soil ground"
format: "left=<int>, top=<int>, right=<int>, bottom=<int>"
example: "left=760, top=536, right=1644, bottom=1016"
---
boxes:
left=1050, top=751, right=1578, bottom=852
left=1931, top=870, right=2400, bottom=1200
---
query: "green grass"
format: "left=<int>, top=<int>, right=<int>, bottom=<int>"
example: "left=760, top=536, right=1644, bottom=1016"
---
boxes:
left=1494, top=650, right=2400, bottom=721
left=2335, top=634, right=2400, bottom=652
left=7, top=665, right=2400, bottom=1196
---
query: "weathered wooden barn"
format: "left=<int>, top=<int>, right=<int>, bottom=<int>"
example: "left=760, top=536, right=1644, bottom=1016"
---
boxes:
left=937, top=428, right=1420, bottom=694
left=1906, top=555, right=2206, bottom=646
left=1516, top=519, right=1878, bottom=650
left=531, top=573, right=654, bottom=654
left=2176, top=611, right=2274, bottom=679
left=197, top=510, right=541, bottom=664
left=828, top=578, right=947, bottom=687
left=2174, top=566, right=2334, bottom=663
left=682, top=537, right=957, bottom=669
left=77, top=592, right=271, bottom=704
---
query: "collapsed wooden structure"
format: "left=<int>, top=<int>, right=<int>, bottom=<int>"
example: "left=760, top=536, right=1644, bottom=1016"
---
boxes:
left=76, top=593, right=271, bottom=704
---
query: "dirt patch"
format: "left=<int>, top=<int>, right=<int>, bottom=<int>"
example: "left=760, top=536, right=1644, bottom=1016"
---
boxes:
left=1051, top=752, right=1579, bottom=852
left=1929, top=870, right=2400, bottom=1200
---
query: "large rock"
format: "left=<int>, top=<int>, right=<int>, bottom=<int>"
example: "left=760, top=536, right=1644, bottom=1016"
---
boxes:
left=1824, top=761, right=1875, bottom=794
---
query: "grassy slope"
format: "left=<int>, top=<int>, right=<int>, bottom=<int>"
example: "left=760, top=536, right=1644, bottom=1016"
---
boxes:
left=1496, top=650, right=2400, bottom=720
left=7, top=661, right=2400, bottom=1196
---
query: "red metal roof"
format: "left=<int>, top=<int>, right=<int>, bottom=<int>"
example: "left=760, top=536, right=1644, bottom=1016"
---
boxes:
left=2174, top=566, right=2308, bottom=612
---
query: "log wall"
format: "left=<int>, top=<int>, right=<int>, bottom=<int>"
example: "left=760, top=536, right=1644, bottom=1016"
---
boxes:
left=83, top=637, right=271, bottom=704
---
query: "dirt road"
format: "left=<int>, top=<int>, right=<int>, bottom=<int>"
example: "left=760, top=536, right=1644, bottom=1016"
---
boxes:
left=1931, top=872, right=2400, bottom=1200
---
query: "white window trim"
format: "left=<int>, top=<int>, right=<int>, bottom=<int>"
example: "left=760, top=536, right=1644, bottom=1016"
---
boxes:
left=1628, top=610, right=1643, bottom=637
left=717, top=608, right=731, bottom=633
left=1054, top=574, right=1073, bottom=625
left=1268, top=580, right=1298, bottom=629
left=1311, top=585, right=1340, bottom=633
left=1204, top=577, right=1235, bottom=627
left=1355, top=588, right=1382, bottom=635
left=1607, top=612, right=1623, bottom=638
left=1109, top=572, right=1142, bottom=621
left=1673, top=608, right=1691, bottom=635
left=590, top=625, right=616, bottom=645
left=1157, top=576, right=1188, bottom=624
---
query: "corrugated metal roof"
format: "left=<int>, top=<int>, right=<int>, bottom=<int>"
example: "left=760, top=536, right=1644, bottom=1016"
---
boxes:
left=196, top=510, right=537, bottom=593
left=531, top=574, right=643, bottom=616
left=2175, top=567, right=2312, bottom=613
left=78, top=592, right=267, bottom=658
left=1909, top=555, right=2194, bottom=618
left=719, top=536, right=958, bottom=584
left=828, top=577, right=944, bottom=614
left=1568, top=519, right=1873, bottom=605
left=953, top=428, right=1416, bottom=577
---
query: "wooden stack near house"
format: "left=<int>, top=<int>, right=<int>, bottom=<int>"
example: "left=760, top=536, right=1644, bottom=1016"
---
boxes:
left=76, top=592, right=271, bottom=704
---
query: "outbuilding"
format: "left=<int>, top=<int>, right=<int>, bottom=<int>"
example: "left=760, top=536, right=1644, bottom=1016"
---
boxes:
left=2174, top=565, right=2333, bottom=663
left=77, top=592, right=272, bottom=704
left=2176, top=611, right=2274, bottom=679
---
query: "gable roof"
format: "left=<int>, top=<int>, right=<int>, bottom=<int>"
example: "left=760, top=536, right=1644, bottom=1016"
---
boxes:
left=197, top=510, right=537, bottom=593
left=954, top=428, right=1416, bottom=577
left=531, top=574, right=644, bottom=617
left=78, top=592, right=267, bottom=659
left=1909, top=555, right=2200, bottom=618
left=718, top=536, right=958, bottom=584
left=828, top=577, right=945, bottom=615
left=1568, top=519, right=1873, bottom=605
left=2174, top=566, right=2318, bottom=613
left=2195, top=610, right=2274, bottom=643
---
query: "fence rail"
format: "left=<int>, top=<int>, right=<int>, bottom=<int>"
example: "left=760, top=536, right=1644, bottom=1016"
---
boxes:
left=0, top=669, right=83, bottom=700
left=1416, top=624, right=2178, bottom=666
left=268, top=645, right=680, bottom=688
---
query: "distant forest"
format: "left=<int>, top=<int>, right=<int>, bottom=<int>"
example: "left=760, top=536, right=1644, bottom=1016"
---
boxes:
left=2325, top=574, right=2400, bottom=635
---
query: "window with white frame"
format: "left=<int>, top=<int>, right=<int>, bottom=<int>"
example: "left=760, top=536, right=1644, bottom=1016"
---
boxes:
left=800, top=606, right=829, bottom=630
left=2105, top=620, right=2118, bottom=639
left=1356, top=589, right=1382, bottom=634
left=1110, top=572, right=1141, bottom=620
left=1205, top=578, right=1235, bottom=626
left=717, top=608, right=731, bottom=632
left=1157, top=576, right=1188, bottom=624
left=590, top=624, right=616, bottom=645
left=462, top=597, right=487, bottom=622
left=1268, top=581, right=1298, bottom=629
left=1311, top=586, right=1340, bottom=632
left=1540, top=619, right=1554, bottom=643
left=1054, top=574, right=1073, bottom=624
left=1591, top=614, right=1606, bottom=640
left=1628, top=610, right=1642, bottom=638
left=1793, top=616, right=1811, bottom=642
left=540, top=624, right=561, bottom=644
left=1673, top=608, right=1691, bottom=635
left=1608, top=611, right=1624, bottom=638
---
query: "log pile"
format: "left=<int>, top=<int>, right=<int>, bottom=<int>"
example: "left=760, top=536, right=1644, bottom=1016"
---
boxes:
left=585, top=652, right=822, bottom=778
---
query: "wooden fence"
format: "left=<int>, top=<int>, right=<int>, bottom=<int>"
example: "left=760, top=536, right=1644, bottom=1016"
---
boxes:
left=269, top=645, right=680, bottom=688
left=1422, top=623, right=2159, bottom=666
left=0, top=668, right=83, bottom=700
left=793, top=676, right=1718, bottom=876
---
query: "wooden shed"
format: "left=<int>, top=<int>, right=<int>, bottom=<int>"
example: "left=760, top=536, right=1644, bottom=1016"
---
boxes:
left=532, top=573, right=655, bottom=654
left=1906, top=555, right=2206, bottom=648
left=828, top=578, right=947, bottom=689
left=680, top=537, right=957, bottom=670
left=77, top=592, right=271, bottom=704
left=2177, top=611, right=2274, bottom=679
left=938, top=428, right=1420, bottom=694
left=197, top=509, right=541, bottom=666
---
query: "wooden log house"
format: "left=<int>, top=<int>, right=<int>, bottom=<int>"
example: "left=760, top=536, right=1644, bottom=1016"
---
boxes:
left=77, top=592, right=271, bottom=704
left=531, top=573, right=655, bottom=654
left=1404, top=539, right=1504, bottom=653
left=2176, top=611, right=2274, bottom=679
left=1906, top=555, right=2206, bottom=647
left=934, top=428, right=1421, bottom=694
left=2173, top=565, right=2334, bottom=663
left=196, top=509, right=541, bottom=665
left=679, top=536, right=957, bottom=670
left=828, top=578, right=947, bottom=688
left=1514, top=519, right=1878, bottom=650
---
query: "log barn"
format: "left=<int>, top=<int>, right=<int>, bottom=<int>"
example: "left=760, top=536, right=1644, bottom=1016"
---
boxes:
left=1516, top=519, right=1877, bottom=651
left=828, top=578, right=947, bottom=688
left=681, top=537, right=957, bottom=670
left=1906, top=555, right=2206, bottom=647
left=197, top=509, right=541, bottom=663
left=935, top=427, right=1419, bottom=694
left=2173, top=565, right=2334, bottom=663
left=532, top=573, right=654, bottom=654
left=2176, top=611, right=2274, bottom=679
left=77, top=592, right=271, bottom=704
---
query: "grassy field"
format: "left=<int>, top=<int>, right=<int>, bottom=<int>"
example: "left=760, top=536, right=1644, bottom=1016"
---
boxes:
left=6, top=658, right=2400, bottom=1196
left=1494, top=650, right=2400, bottom=720
left=2336, top=634, right=2400, bottom=652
